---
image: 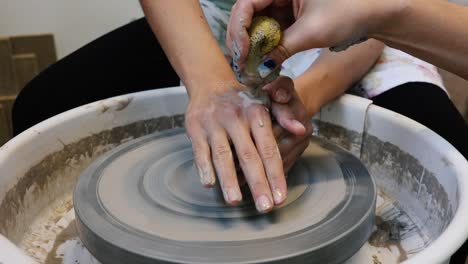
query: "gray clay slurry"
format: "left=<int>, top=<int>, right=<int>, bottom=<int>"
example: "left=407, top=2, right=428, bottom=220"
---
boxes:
left=74, top=128, right=376, bottom=264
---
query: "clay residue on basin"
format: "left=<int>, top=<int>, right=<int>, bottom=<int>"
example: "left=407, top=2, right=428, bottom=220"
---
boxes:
left=1, top=116, right=456, bottom=263
left=0, top=114, right=185, bottom=243
left=315, top=120, right=363, bottom=156
left=44, top=219, right=77, bottom=264
left=369, top=216, right=408, bottom=263
left=361, top=133, right=453, bottom=239
left=316, top=120, right=453, bottom=242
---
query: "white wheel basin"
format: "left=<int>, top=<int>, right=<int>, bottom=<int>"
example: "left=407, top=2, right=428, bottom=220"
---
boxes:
left=0, top=86, right=467, bottom=264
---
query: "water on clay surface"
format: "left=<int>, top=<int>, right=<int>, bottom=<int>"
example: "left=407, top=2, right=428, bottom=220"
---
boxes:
left=18, top=188, right=428, bottom=264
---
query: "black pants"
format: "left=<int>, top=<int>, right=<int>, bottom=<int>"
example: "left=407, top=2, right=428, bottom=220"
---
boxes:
left=12, top=18, right=179, bottom=135
left=12, top=18, right=468, bottom=263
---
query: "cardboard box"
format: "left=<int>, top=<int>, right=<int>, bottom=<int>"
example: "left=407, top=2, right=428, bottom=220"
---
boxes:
left=0, top=38, right=16, bottom=96
left=10, top=34, right=57, bottom=72
left=12, top=53, right=39, bottom=92
left=0, top=95, right=17, bottom=139
left=0, top=104, right=9, bottom=145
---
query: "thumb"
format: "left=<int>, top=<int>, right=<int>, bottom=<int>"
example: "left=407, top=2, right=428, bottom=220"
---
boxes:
left=271, top=102, right=306, bottom=136
left=257, top=19, right=316, bottom=77
left=262, top=76, right=294, bottom=104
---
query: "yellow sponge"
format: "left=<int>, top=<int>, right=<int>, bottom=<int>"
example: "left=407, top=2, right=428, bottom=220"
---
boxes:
left=243, top=16, right=281, bottom=84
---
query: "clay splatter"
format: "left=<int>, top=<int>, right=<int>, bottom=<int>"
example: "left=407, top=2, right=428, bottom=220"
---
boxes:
left=44, top=220, right=77, bottom=264
left=369, top=216, right=408, bottom=262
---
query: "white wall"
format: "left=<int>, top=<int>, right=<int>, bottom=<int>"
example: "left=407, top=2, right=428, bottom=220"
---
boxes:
left=450, top=0, right=468, bottom=5
left=1, top=0, right=467, bottom=60
left=0, top=0, right=144, bottom=59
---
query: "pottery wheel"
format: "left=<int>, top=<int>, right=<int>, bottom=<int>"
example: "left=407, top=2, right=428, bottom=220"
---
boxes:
left=74, top=128, right=376, bottom=264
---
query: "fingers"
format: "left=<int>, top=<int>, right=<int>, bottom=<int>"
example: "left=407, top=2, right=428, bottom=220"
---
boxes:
left=275, top=119, right=312, bottom=174
left=192, top=135, right=217, bottom=187
left=224, top=117, right=275, bottom=213
left=264, top=76, right=307, bottom=136
left=254, top=21, right=300, bottom=73
left=187, top=85, right=295, bottom=213
left=232, top=151, right=247, bottom=186
left=280, top=18, right=314, bottom=58
left=228, top=0, right=274, bottom=65
left=269, top=84, right=314, bottom=174
left=259, top=18, right=318, bottom=70
left=248, top=104, right=287, bottom=205
left=271, top=101, right=306, bottom=136
left=262, top=76, right=294, bottom=104
left=272, top=122, right=284, bottom=140
left=186, top=119, right=217, bottom=187
left=208, top=129, right=243, bottom=206
left=228, top=1, right=252, bottom=65
left=280, top=136, right=310, bottom=173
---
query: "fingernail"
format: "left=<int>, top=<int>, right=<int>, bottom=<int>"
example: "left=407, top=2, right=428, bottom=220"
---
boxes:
left=273, top=188, right=284, bottom=204
left=197, top=165, right=215, bottom=186
left=236, top=71, right=243, bottom=82
left=255, top=195, right=272, bottom=212
left=233, top=62, right=240, bottom=72
left=257, top=58, right=276, bottom=78
left=292, top=120, right=306, bottom=131
left=223, top=188, right=242, bottom=203
left=232, top=41, right=241, bottom=62
left=275, top=89, right=289, bottom=102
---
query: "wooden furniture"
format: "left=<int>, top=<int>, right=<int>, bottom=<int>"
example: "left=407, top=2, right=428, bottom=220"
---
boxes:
left=0, top=34, right=57, bottom=146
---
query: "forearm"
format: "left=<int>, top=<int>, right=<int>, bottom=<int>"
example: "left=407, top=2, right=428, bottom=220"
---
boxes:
left=139, top=0, right=237, bottom=97
left=371, top=0, right=468, bottom=79
left=294, top=39, right=384, bottom=116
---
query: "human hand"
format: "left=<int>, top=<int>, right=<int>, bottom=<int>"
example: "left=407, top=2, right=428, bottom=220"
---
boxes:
left=185, top=81, right=290, bottom=213
left=227, top=0, right=395, bottom=71
left=264, top=76, right=313, bottom=173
